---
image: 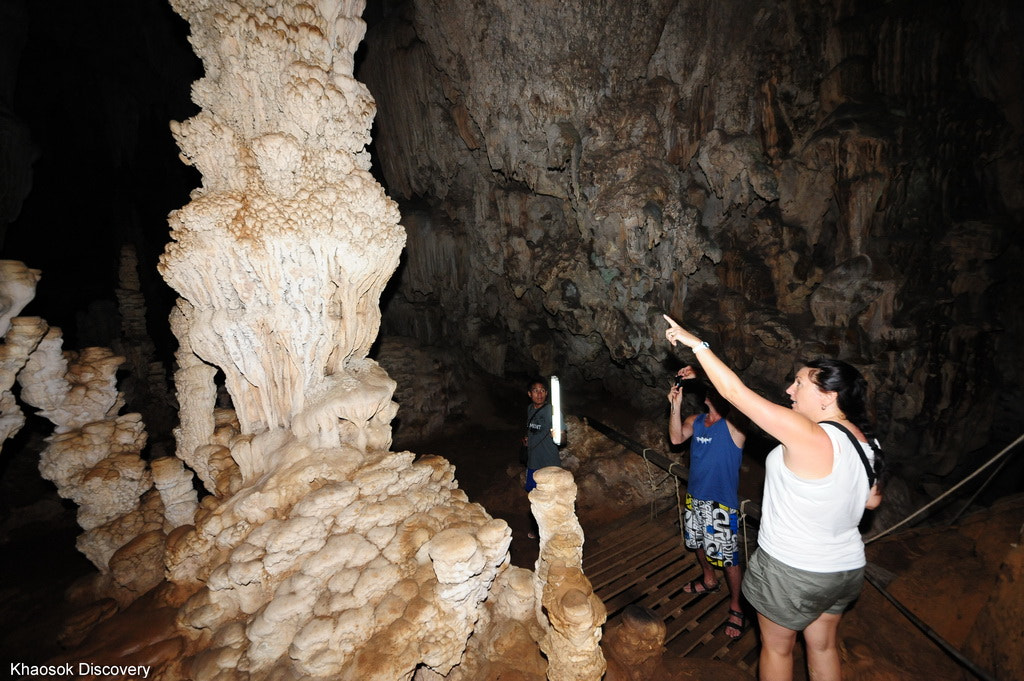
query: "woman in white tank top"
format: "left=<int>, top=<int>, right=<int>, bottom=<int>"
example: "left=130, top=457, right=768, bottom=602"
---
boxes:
left=664, top=315, right=883, bottom=681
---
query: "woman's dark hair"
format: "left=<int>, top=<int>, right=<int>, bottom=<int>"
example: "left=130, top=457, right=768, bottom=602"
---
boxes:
left=805, top=358, right=886, bottom=487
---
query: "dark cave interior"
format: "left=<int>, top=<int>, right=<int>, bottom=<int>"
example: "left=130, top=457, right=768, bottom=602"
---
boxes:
left=1, top=0, right=1021, bottom=567
left=0, top=0, right=1022, bottom=677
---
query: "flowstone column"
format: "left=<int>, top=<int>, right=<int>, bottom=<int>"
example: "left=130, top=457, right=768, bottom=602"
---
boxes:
left=0, top=260, right=43, bottom=442
left=160, top=0, right=404, bottom=481
left=151, top=3, right=518, bottom=681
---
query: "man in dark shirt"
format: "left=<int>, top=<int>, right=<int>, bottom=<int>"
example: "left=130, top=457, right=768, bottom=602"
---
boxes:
left=524, top=378, right=562, bottom=493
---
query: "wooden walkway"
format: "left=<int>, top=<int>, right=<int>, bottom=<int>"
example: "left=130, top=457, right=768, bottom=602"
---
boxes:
left=583, top=506, right=760, bottom=671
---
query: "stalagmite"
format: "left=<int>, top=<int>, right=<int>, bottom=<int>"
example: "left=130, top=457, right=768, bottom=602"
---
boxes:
left=0, top=260, right=41, bottom=337
left=114, top=244, right=177, bottom=440
left=0, top=261, right=46, bottom=449
left=531, top=467, right=607, bottom=680
left=18, top=336, right=157, bottom=578
left=151, top=456, right=199, bottom=530
left=125, top=0, right=583, bottom=678
left=602, top=606, right=667, bottom=681
left=0, top=1, right=605, bottom=677
left=0, top=313, right=47, bottom=443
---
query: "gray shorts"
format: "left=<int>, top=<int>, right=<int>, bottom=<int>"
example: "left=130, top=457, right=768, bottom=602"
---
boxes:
left=741, top=548, right=864, bottom=631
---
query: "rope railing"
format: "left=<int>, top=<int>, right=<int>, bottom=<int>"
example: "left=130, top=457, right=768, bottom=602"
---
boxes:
left=863, top=569, right=999, bottom=681
left=583, top=415, right=762, bottom=521
left=582, top=414, right=1010, bottom=681
left=865, top=432, right=1024, bottom=543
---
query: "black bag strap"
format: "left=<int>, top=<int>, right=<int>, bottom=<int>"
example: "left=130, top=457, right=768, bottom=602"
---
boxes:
left=821, top=421, right=877, bottom=488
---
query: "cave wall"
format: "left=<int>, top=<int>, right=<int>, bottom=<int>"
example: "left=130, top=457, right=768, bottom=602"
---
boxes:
left=361, top=0, right=1024, bottom=482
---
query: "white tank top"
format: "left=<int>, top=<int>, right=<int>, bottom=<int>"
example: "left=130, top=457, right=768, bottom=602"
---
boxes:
left=758, top=423, right=874, bottom=572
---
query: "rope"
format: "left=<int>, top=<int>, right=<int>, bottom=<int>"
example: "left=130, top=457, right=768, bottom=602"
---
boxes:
left=674, top=475, right=685, bottom=547
left=641, top=447, right=689, bottom=544
left=641, top=448, right=671, bottom=520
left=949, top=448, right=1015, bottom=525
left=866, top=432, right=1024, bottom=544
left=641, top=448, right=657, bottom=521
left=863, top=571, right=999, bottom=681
left=641, top=449, right=655, bottom=520
left=856, top=434, right=1021, bottom=680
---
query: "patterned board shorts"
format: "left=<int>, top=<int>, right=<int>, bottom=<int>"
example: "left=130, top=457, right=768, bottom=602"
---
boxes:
left=683, top=493, right=741, bottom=568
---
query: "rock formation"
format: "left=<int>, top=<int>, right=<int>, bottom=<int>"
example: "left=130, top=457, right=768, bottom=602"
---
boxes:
left=373, top=335, right=468, bottom=447
left=0, top=260, right=42, bottom=442
left=601, top=605, right=757, bottom=681
left=360, top=0, right=1024, bottom=492
left=531, top=468, right=607, bottom=681
left=1, top=0, right=1020, bottom=678
left=113, top=244, right=178, bottom=450
left=0, top=0, right=608, bottom=679
left=0, top=263, right=186, bottom=605
left=154, top=0, right=602, bottom=676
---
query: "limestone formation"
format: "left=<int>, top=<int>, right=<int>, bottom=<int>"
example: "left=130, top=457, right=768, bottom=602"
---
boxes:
left=0, top=261, right=44, bottom=443
left=17, top=335, right=157, bottom=575
left=175, top=453, right=514, bottom=681
left=2, top=1, right=1019, bottom=678
left=0, top=316, right=46, bottom=443
left=0, top=262, right=170, bottom=607
left=374, top=335, right=467, bottom=446
left=150, top=455, right=199, bottom=531
left=0, top=260, right=40, bottom=337
left=16, top=0, right=606, bottom=678
left=601, top=606, right=758, bottom=681
left=114, top=244, right=177, bottom=445
left=602, top=606, right=667, bottom=681
left=531, top=467, right=607, bottom=681
left=160, top=0, right=404, bottom=459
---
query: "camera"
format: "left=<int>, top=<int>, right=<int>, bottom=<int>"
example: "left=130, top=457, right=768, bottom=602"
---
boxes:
left=674, top=375, right=686, bottom=389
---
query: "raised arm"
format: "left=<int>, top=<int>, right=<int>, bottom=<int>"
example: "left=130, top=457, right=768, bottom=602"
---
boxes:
left=668, top=391, right=697, bottom=446
left=667, top=368, right=698, bottom=445
left=663, top=315, right=831, bottom=472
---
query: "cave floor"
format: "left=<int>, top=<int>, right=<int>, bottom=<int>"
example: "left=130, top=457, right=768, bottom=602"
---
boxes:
left=397, top=374, right=1016, bottom=681
left=398, top=374, right=767, bottom=672
left=0, top=372, right=1007, bottom=679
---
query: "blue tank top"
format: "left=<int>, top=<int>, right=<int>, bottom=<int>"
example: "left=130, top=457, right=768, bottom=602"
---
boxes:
left=687, top=414, right=742, bottom=509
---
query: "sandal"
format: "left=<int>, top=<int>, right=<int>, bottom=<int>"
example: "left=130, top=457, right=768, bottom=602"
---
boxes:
left=682, top=577, right=720, bottom=594
left=724, top=609, right=746, bottom=639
